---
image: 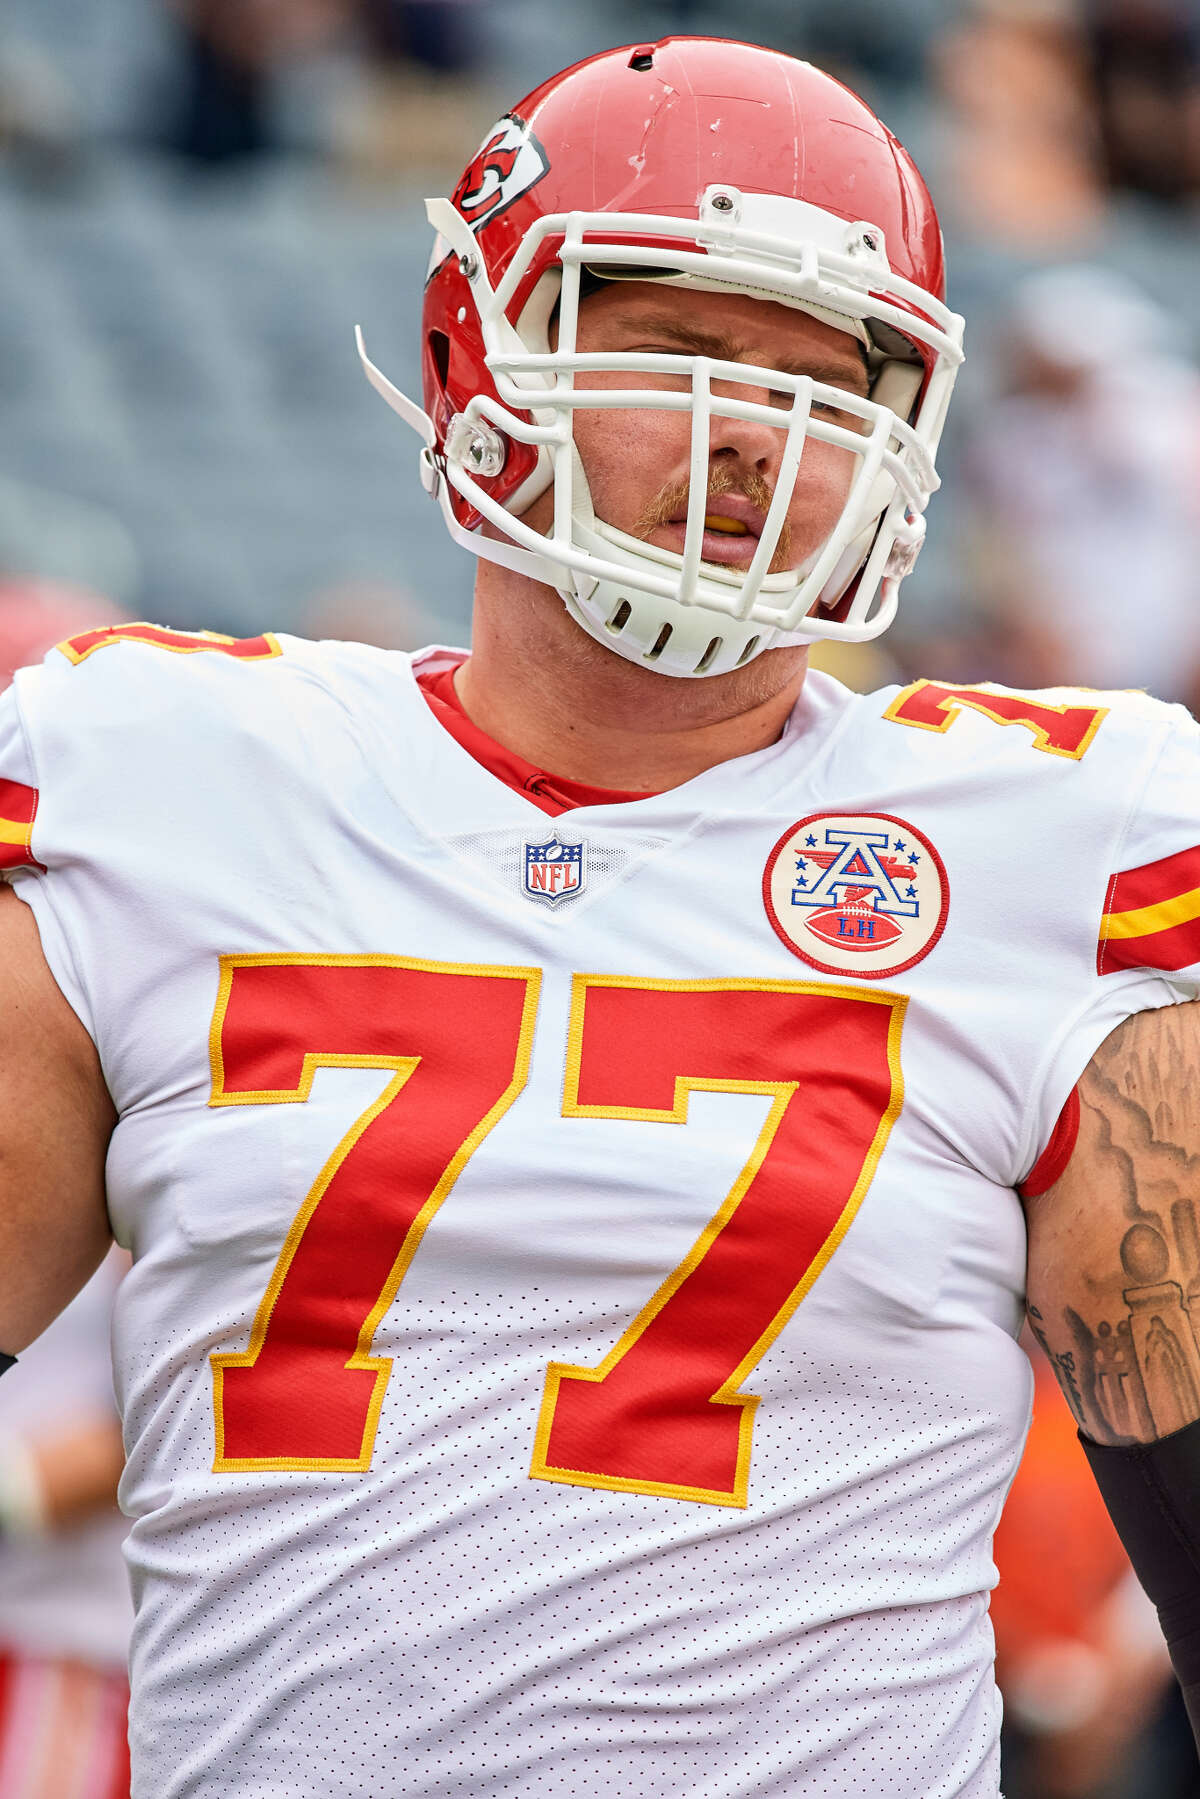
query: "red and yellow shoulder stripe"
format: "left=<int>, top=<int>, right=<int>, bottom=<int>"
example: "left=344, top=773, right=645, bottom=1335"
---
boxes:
left=0, top=778, right=43, bottom=873
left=1098, top=844, right=1200, bottom=975
left=56, top=623, right=281, bottom=665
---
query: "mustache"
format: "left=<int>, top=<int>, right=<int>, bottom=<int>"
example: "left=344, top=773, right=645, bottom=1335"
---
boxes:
left=631, top=468, right=792, bottom=567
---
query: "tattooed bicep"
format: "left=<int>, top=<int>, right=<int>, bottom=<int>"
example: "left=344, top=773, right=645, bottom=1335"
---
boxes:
left=1023, top=1001, right=1200, bottom=1446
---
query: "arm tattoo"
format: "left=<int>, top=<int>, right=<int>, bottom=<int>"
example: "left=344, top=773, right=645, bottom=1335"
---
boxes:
left=1026, top=1003, right=1200, bottom=1447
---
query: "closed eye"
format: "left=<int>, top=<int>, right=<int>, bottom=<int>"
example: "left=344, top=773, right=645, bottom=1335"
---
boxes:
left=812, top=394, right=869, bottom=433
left=609, top=346, right=868, bottom=427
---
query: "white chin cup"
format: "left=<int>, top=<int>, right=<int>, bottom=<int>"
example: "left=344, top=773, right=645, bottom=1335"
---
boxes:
left=561, top=518, right=813, bottom=679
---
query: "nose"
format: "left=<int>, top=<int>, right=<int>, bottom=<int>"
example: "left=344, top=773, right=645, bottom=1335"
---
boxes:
left=706, top=370, right=791, bottom=476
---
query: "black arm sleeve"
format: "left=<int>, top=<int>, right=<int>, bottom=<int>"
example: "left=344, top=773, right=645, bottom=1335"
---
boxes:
left=1081, top=1419, right=1200, bottom=1744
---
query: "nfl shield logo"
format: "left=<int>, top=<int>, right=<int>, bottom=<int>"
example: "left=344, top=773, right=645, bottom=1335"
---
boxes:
left=523, top=834, right=586, bottom=907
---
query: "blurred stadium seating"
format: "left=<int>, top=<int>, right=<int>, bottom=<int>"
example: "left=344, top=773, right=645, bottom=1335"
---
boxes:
left=1, top=0, right=1197, bottom=666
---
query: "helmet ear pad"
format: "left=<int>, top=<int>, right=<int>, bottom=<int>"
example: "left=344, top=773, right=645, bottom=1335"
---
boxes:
left=815, top=351, right=928, bottom=617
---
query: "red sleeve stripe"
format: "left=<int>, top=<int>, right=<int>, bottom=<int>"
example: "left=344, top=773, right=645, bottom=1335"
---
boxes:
left=1098, top=843, right=1200, bottom=975
left=0, top=778, right=43, bottom=871
left=1098, top=911, right=1200, bottom=975
left=1104, top=842, right=1200, bottom=916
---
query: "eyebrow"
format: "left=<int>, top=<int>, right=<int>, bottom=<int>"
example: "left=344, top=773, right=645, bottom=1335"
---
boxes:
left=606, top=310, right=871, bottom=392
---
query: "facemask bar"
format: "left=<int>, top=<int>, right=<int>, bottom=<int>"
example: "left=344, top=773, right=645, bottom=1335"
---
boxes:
left=360, top=193, right=963, bottom=647
left=459, top=349, right=926, bottom=625
left=360, top=329, right=930, bottom=631
left=488, top=207, right=964, bottom=388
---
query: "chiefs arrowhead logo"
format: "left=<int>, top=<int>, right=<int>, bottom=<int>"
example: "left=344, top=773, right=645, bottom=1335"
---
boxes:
left=452, top=116, right=550, bottom=231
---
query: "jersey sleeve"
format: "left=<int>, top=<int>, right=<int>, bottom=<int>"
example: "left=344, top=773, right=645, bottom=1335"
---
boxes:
left=1012, top=695, right=1200, bottom=1191
left=0, top=687, right=44, bottom=877
left=1096, top=704, right=1200, bottom=996
left=0, top=670, right=97, bottom=1038
left=0, top=624, right=290, bottom=1053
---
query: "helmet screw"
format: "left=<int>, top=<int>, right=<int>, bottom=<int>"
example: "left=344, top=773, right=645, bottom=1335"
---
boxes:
left=710, top=193, right=734, bottom=212
left=459, top=253, right=478, bottom=280
left=862, top=232, right=878, bottom=250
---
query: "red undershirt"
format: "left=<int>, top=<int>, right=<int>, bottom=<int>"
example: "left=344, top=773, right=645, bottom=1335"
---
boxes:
left=416, top=659, right=1078, bottom=1192
left=416, top=663, right=660, bottom=816
left=1019, top=1085, right=1081, bottom=1198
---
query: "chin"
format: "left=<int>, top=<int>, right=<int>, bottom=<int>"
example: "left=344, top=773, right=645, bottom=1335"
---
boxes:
left=586, top=628, right=808, bottom=722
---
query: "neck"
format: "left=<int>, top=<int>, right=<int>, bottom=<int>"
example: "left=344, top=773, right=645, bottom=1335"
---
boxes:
left=453, top=563, right=809, bottom=793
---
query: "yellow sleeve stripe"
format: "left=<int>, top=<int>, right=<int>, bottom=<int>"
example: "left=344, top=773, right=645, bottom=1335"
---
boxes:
left=1101, top=884, right=1200, bottom=943
left=0, top=817, right=34, bottom=849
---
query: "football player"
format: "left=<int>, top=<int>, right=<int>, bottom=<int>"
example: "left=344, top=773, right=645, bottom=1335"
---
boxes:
left=0, top=38, right=1197, bottom=1799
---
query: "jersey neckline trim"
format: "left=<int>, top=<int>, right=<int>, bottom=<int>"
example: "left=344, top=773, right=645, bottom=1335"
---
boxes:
left=400, top=646, right=861, bottom=836
left=415, top=661, right=661, bottom=815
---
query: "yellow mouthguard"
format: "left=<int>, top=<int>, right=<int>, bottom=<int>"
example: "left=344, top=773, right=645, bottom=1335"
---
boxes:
left=704, top=514, right=750, bottom=535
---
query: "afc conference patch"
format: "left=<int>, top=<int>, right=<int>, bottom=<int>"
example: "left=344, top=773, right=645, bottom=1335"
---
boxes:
left=523, top=833, right=586, bottom=907
left=763, top=812, right=948, bottom=978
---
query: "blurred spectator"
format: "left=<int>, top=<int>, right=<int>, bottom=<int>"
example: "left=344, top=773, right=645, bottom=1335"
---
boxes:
left=163, top=0, right=352, bottom=162
left=0, top=1257, right=131, bottom=1799
left=360, top=0, right=482, bottom=76
left=993, top=1341, right=1176, bottom=1798
left=955, top=264, right=1200, bottom=703
left=776, top=0, right=941, bottom=97
left=1084, top=0, right=1200, bottom=207
left=934, top=0, right=1104, bottom=247
left=162, top=0, right=488, bottom=166
left=334, top=0, right=494, bottom=181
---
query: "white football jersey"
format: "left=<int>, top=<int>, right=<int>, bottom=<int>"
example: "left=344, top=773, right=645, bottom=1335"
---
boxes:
left=2, top=624, right=1198, bottom=1799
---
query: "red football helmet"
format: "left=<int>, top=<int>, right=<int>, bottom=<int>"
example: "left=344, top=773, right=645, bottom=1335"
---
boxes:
left=359, top=38, right=964, bottom=678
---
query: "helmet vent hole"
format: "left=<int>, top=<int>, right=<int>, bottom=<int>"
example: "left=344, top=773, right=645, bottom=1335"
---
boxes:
left=644, top=623, right=673, bottom=662
left=606, top=599, right=632, bottom=634
left=695, top=637, right=722, bottom=673
left=428, top=328, right=450, bottom=389
left=736, top=635, right=761, bottom=667
left=628, top=48, right=655, bottom=71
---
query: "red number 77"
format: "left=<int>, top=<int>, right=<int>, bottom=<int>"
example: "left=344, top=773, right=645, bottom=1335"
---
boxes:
left=209, top=957, right=904, bottom=1505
